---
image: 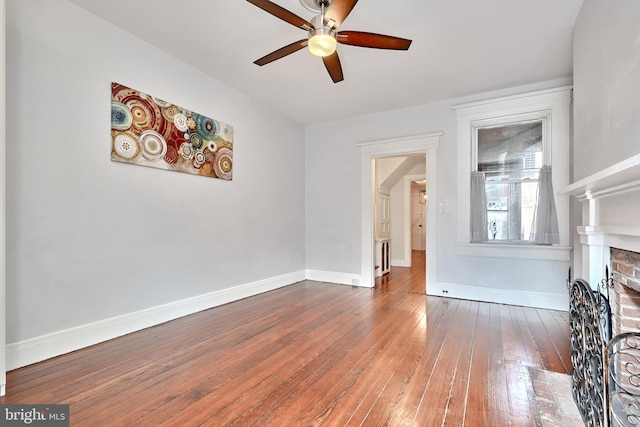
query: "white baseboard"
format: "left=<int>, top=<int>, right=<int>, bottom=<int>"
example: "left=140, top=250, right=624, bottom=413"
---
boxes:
left=305, top=270, right=365, bottom=287
left=391, top=259, right=411, bottom=267
left=429, top=281, right=569, bottom=311
left=6, top=270, right=306, bottom=371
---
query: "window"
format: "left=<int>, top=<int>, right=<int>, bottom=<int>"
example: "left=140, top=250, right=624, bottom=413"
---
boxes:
left=453, top=86, right=572, bottom=260
left=475, top=119, right=544, bottom=242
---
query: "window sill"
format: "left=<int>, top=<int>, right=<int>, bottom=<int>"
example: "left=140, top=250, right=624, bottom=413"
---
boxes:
left=456, top=242, right=572, bottom=261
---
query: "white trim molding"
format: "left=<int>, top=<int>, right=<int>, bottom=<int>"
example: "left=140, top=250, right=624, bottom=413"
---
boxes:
left=430, top=281, right=569, bottom=311
left=453, top=86, right=572, bottom=259
left=560, top=153, right=640, bottom=287
left=6, top=271, right=306, bottom=370
left=305, top=269, right=362, bottom=286
left=456, top=242, right=572, bottom=261
left=359, top=132, right=441, bottom=289
left=559, top=153, right=640, bottom=199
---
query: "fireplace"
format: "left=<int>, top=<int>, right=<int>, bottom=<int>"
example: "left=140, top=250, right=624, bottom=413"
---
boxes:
left=559, top=154, right=640, bottom=327
left=560, top=154, right=640, bottom=426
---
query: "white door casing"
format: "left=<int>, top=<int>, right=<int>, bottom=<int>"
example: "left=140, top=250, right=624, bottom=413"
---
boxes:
left=359, top=132, right=441, bottom=289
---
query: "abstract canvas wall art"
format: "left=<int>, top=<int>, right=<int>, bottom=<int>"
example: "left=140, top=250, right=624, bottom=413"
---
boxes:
left=111, top=82, right=233, bottom=180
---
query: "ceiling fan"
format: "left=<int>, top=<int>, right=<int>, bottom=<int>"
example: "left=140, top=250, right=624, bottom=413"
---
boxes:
left=246, top=0, right=412, bottom=83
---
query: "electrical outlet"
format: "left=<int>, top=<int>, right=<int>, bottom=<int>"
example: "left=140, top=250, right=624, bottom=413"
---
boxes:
left=442, top=289, right=449, bottom=294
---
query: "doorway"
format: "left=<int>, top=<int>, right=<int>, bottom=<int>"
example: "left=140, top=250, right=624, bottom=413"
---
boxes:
left=358, top=133, right=441, bottom=292
left=411, top=180, right=427, bottom=252
left=373, top=168, right=427, bottom=291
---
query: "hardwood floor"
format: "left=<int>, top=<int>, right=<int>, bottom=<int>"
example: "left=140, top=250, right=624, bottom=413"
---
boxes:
left=1, top=251, right=571, bottom=426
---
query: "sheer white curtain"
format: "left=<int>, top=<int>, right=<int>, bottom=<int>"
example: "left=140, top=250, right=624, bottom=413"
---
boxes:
left=530, top=166, right=559, bottom=244
left=470, top=171, right=488, bottom=242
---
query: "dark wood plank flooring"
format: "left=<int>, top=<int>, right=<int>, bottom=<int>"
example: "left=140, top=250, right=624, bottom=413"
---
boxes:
left=0, top=251, right=571, bottom=426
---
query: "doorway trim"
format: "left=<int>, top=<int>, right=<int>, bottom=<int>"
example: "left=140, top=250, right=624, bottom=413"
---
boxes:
left=358, top=132, right=441, bottom=289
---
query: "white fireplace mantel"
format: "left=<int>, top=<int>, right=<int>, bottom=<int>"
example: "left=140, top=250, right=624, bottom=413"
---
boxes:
left=559, top=153, right=640, bottom=286
left=560, top=153, right=640, bottom=200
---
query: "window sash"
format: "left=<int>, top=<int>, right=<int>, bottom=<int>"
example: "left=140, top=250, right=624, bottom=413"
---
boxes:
left=472, top=116, right=549, bottom=243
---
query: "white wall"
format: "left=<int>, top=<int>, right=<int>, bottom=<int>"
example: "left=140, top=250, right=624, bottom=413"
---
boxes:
left=573, top=0, right=640, bottom=181
left=306, top=79, right=573, bottom=310
left=570, top=0, right=640, bottom=282
left=5, top=0, right=305, bottom=360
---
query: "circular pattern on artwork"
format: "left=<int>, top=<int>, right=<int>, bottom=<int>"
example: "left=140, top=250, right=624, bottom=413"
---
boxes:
left=174, top=113, right=189, bottom=132
left=195, top=114, right=218, bottom=139
left=194, top=151, right=206, bottom=166
left=207, top=141, right=218, bottom=152
left=139, top=130, right=167, bottom=161
left=203, top=148, right=215, bottom=163
left=179, top=142, right=194, bottom=160
left=112, top=132, right=141, bottom=161
left=123, top=95, right=163, bottom=132
left=213, top=147, right=232, bottom=180
left=189, top=133, right=204, bottom=149
left=111, top=101, right=132, bottom=131
left=129, top=102, right=150, bottom=128
left=162, top=105, right=180, bottom=122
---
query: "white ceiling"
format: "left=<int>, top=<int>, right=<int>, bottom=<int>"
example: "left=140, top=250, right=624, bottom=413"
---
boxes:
left=69, top=0, right=583, bottom=126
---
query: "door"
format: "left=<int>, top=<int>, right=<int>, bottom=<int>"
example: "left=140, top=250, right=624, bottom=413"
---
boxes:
left=411, top=182, right=426, bottom=251
left=376, top=189, right=391, bottom=238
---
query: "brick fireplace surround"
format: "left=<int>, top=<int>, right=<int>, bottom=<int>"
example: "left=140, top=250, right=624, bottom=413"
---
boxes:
left=611, top=248, right=640, bottom=336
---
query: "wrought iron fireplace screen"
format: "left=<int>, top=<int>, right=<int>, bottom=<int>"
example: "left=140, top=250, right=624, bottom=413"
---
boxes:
left=569, top=268, right=640, bottom=426
left=569, top=276, right=611, bottom=426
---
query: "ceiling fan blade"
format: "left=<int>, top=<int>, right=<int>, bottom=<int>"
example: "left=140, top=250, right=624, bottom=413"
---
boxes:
left=337, top=31, right=412, bottom=50
left=246, top=0, right=313, bottom=30
left=324, top=0, right=359, bottom=29
left=254, top=39, right=308, bottom=66
left=322, top=52, right=344, bottom=83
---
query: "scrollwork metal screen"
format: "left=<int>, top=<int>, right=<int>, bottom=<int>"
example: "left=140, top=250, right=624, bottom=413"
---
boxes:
left=569, top=278, right=612, bottom=426
left=606, top=333, right=640, bottom=426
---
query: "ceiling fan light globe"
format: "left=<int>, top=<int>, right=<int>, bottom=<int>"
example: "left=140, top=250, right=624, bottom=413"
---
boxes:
left=308, top=30, right=336, bottom=57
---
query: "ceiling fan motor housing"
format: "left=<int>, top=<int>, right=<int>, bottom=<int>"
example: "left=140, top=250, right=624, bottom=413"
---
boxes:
left=310, top=15, right=334, bottom=32
left=308, top=15, right=337, bottom=56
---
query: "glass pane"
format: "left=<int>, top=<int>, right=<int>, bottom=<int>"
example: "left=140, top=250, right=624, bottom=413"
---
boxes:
left=485, top=180, right=539, bottom=241
left=477, top=121, right=543, bottom=173
left=477, top=119, right=543, bottom=242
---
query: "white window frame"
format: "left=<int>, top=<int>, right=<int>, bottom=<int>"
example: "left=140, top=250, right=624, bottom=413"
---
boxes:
left=453, top=87, right=572, bottom=260
left=472, top=112, right=549, bottom=244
